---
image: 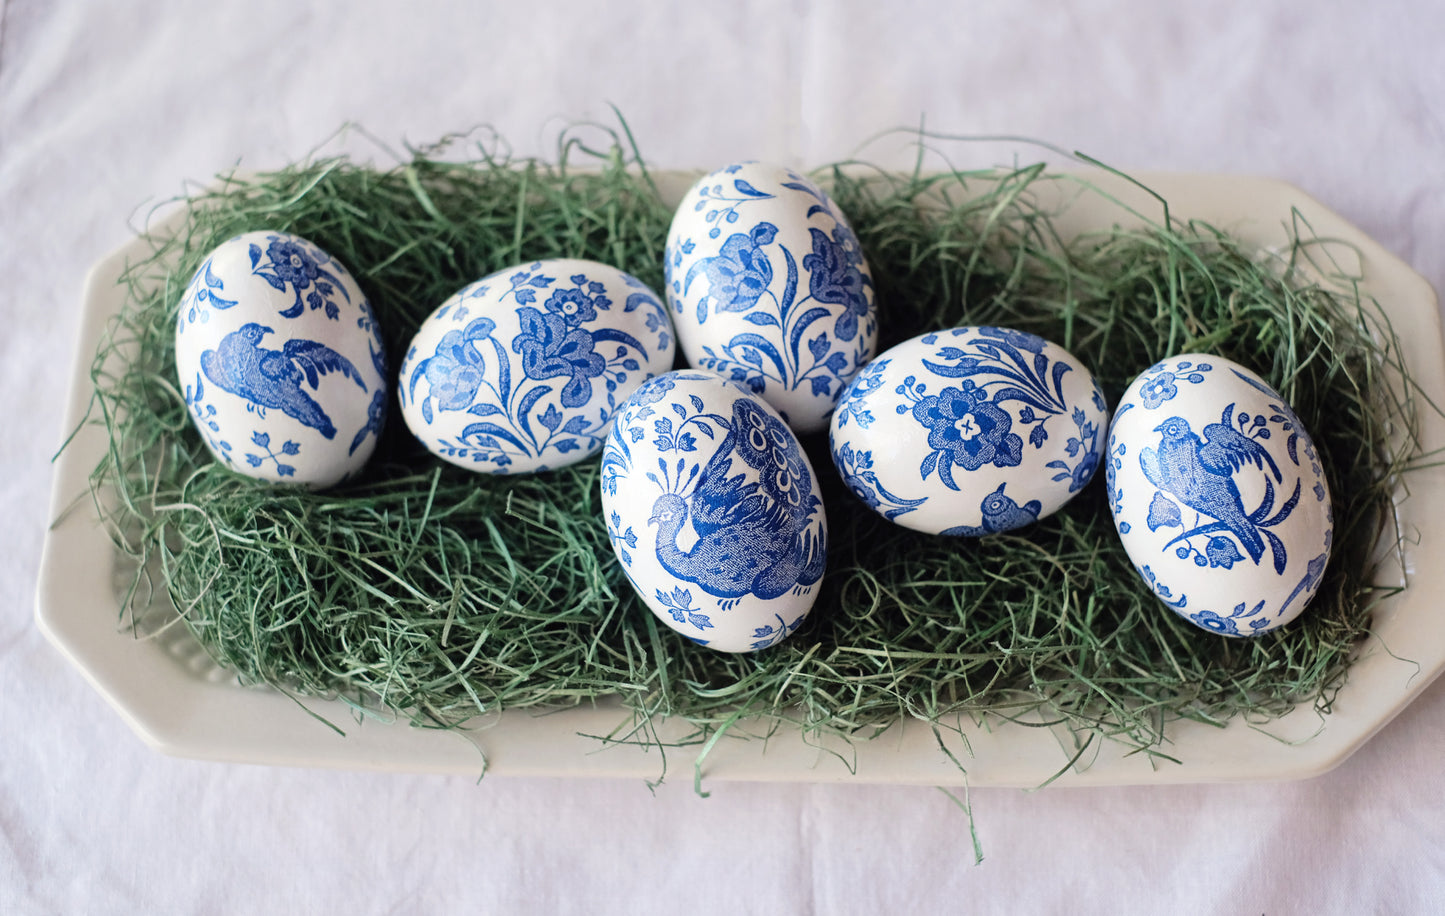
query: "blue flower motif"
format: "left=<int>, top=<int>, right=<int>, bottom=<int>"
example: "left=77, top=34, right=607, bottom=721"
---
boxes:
left=511, top=308, right=606, bottom=408
left=265, top=238, right=320, bottom=290
left=630, top=373, right=677, bottom=407
left=914, top=381, right=1022, bottom=478
left=1146, top=491, right=1182, bottom=530
left=684, top=222, right=778, bottom=319
left=802, top=224, right=871, bottom=340
left=1205, top=536, right=1244, bottom=569
left=544, top=287, right=599, bottom=325
left=416, top=317, right=497, bottom=418
left=1139, top=370, right=1178, bottom=409
left=1190, top=609, right=1240, bottom=636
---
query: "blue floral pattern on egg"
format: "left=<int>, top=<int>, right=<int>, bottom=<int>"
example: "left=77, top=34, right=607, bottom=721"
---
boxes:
left=397, top=259, right=675, bottom=474
left=664, top=162, right=878, bottom=433
left=828, top=327, right=1108, bottom=536
left=1107, top=354, right=1333, bottom=636
left=174, top=231, right=388, bottom=488
left=600, top=371, right=826, bottom=652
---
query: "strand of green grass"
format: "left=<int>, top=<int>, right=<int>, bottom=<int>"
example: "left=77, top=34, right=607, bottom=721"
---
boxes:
left=86, top=128, right=1420, bottom=767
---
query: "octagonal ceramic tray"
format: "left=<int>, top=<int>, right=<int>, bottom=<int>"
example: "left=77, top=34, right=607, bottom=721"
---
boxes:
left=35, top=170, right=1445, bottom=787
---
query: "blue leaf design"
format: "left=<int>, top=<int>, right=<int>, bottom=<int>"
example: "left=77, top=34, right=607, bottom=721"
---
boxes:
left=733, top=179, right=770, bottom=197
left=919, top=450, right=939, bottom=481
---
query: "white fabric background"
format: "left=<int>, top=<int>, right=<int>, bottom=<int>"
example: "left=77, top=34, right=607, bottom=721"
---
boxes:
left=5, top=1, right=1445, bottom=912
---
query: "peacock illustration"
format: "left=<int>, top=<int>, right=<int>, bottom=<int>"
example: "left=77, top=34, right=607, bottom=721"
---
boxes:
left=201, top=322, right=367, bottom=440
left=941, top=482, right=1042, bottom=536
left=648, top=398, right=825, bottom=600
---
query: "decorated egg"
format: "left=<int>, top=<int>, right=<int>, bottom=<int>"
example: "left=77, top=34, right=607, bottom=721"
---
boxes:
left=829, top=326, right=1108, bottom=536
left=174, top=231, right=388, bottom=488
left=600, top=370, right=827, bottom=652
left=398, top=259, right=675, bottom=474
left=664, top=162, right=878, bottom=434
left=1106, top=354, right=1333, bottom=636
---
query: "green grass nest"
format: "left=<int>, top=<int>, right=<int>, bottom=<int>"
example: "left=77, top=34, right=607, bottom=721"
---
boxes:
left=89, top=128, right=1420, bottom=775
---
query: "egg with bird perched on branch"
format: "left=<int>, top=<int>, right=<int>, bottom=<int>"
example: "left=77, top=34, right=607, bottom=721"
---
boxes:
left=1106, top=354, right=1334, bottom=637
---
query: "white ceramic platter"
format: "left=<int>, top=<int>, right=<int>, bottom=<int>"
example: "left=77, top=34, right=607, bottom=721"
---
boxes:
left=35, top=171, right=1445, bottom=787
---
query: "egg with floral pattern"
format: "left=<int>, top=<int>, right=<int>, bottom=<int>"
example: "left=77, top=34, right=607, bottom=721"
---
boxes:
left=664, top=162, right=878, bottom=434
left=829, top=326, right=1108, bottom=536
left=1107, top=354, right=1333, bottom=637
left=600, top=370, right=827, bottom=652
left=398, top=259, right=675, bottom=474
left=174, top=231, right=388, bottom=488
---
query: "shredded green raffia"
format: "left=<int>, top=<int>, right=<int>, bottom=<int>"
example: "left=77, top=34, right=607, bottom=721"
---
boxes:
left=86, top=126, right=1422, bottom=773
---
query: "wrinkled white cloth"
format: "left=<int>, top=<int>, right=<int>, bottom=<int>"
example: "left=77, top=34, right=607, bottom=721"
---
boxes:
left=4, top=1, right=1445, bottom=912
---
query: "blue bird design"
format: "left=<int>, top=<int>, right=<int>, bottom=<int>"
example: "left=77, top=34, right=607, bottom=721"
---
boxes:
left=201, top=323, right=367, bottom=440
left=941, top=482, right=1042, bottom=536
left=1138, top=407, right=1283, bottom=567
left=648, top=398, right=824, bottom=600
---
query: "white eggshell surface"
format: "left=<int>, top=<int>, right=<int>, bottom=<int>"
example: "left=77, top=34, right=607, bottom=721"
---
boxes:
left=1106, top=354, right=1333, bottom=636
left=829, top=327, right=1108, bottom=536
left=398, top=259, right=675, bottom=474
left=664, top=162, right=878, bottom=434
left=600, top=371, right=827, bottom=653
left=175, top=231, right=388, bottom=488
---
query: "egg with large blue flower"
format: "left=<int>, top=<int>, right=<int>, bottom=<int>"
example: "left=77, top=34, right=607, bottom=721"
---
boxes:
left=601, top=370, right=827, bottom=652
left=398, top=259, right=675, bottom=474
left=174, top=231, right=388, bottom=488
left=664, top=162, right=878, bottom=434
left=829, top=326, right=1108, bottom=536
left=1107, top=354, right=1333, bottom=636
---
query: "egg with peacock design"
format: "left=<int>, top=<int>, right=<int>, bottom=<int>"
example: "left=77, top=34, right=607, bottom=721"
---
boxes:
left=174, top=231, right=388, bottom=488
left=397, top=259, right=676, bottom=474
left=1107, top=354, right=1333, bottom=637
left=664, top=161, right=878, bottom=434
left=600, top=370, right=828, bottom=652
left=829, top=326, right=1108, bottom=537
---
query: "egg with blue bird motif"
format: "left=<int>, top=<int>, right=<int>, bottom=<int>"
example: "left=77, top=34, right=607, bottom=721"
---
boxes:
left=829, top=326, right=1109, bottom=536
left=664, top=162, right=878, bottom=434
left=600, top=370, right=827, bottom=652
left=174, top=231, right=388, bottom=488
left=398, top=259, right=676, bottom=474
left=1106, top=355, right=1333, bottom=637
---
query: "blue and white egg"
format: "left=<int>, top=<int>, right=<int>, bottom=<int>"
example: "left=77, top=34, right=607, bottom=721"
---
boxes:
left=664, top=162, right=878, bottom=434
left=1106, top=355, right=1333, bottom=637
left=600, top=370, right=827, bottom=653
left=829, top=326, right=1108, bottom=536
left=174, top=231, right=388, bottom=488
left=397, top=259, right=675, bottom=474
